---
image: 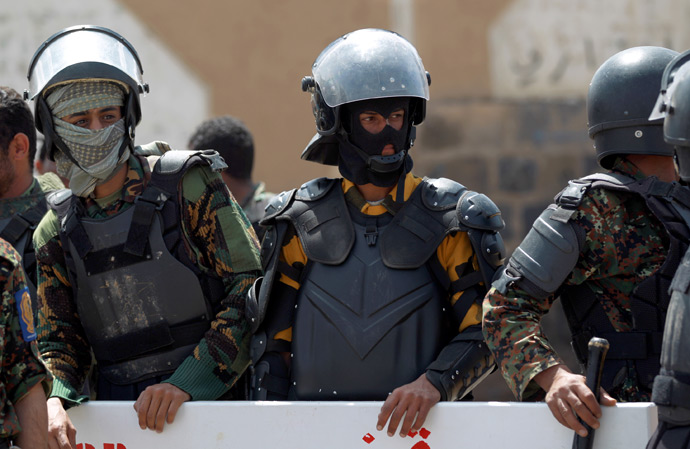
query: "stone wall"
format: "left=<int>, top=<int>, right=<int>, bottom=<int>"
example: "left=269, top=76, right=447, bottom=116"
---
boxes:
left=415, top=98, right=599, bottom=253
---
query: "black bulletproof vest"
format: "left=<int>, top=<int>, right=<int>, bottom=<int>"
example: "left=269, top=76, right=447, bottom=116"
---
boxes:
left=560, top=175, right=690, bottom=392
left=49, top=151, right=226, bottom=386
left=68, top=206, right=210, bottom=385
left=652, top=246, right=690, bottom=425
left=287, top=181, right=456, bottom=400
left=0, top=200, right=48, bottom=307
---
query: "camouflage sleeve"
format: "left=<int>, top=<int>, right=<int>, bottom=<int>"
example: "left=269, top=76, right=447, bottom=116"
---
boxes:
left=163, top=165, right=262, bottom=400
left=482, top=189, right=624, bottom=401
left=33, top=211, right=92, bottom=406
left=0, top=241, right=50, bottom=415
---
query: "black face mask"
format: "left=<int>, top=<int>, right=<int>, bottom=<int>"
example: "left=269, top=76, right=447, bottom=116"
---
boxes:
left=337, top=98, right=413, bottom=187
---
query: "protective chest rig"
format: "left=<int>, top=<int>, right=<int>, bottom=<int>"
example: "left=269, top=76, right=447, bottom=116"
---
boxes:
left=48, top=150, right=227, bottom=386
left=255, top=177, right=503, bottom=400
left=0, top=199, right=47, bottom=303
left=501, top=172, right=690, bottom=392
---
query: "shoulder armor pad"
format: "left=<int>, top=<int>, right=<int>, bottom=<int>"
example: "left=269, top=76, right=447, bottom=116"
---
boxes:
left=555, top=179, right=591, bottom=209
left=46, top=189, right=73, bottom=210
left=500, top=205, right=583, bottom=295
left=261, top=189, right=297, bottom=224
left=581, top=172, right=635, bottom=186
left=134, top=141, right=171, bottom=157
left=555, top=173, right=636, bottom=209
left=421, top=177, right=467, bottom=211
left=294, top=177, right=338, bottom=202
left=155, top=149, right=227, bottom=175
left=457, top=191, right=505, bottom=231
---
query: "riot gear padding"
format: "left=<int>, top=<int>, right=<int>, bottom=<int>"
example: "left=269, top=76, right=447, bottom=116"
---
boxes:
left=301, top=29, right=430, bottom=169
left=498, top=171, right=690, bottom=394
left=425, top=325, right=495, bottom=401
left=652, top=247, right=690, bottom=426
left=249, top=176, right=504, bottom=400
left=587, top=46, right=678, bottom=169
left=46, top=148, right=229, bottom=387
left=26, top=25, right=147, bottom=162
left=493, top=204, right=585, bottom=299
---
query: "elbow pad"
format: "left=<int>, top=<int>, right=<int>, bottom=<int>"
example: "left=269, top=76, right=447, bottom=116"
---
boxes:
left=425, top=325, right=495, bottom=401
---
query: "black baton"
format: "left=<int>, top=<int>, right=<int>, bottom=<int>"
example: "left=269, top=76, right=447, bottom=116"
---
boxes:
left=572, top=337, right=610, bottom=449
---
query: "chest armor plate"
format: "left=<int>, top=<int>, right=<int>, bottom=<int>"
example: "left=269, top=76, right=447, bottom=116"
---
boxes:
left=69, top=205, right=210, bottom=382
left=290, top=210, right=451, bottom=400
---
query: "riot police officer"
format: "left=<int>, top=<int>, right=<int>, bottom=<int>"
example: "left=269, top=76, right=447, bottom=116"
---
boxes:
left=484, top=46, right=689, bottom=438
left=646, top=50, right=690, bottom=449
left=248, top=28, right=503, bottom=438
left=26, top=25, right=261, bottom=447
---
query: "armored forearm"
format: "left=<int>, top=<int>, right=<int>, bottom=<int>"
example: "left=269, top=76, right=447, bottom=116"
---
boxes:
left=425, top=325, right=495, bottom=401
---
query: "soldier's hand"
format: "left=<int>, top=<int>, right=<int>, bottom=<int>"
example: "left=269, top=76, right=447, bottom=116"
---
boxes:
left=376, top=373, right=441, bottom=438
left=133, top=383, right=191, bottom=433
left=535, top=365, right=616, bottom=437
left=47, top=397, right=77, bottom=449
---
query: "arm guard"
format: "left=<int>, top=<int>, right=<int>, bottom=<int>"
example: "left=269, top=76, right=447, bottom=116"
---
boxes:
left=492, top=204, right=585, bottom=298
left=425, top=325, right=495, bottom=401
left=246, top=189, right=297, bottom=334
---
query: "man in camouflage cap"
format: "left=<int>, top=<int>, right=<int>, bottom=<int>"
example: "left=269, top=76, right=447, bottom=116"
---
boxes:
left=484, top=46, right=690, bottom=437
left=26, top=25, right=261, bottom=447
left=0, top=237, right=51, bottom=448
left=645, top=49, right=690, bottom=449
left=0, top=86, right=63, bottom=309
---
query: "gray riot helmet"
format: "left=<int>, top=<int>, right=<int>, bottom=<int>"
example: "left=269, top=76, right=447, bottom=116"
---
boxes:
left=25, top=25, right=148, bottom=163
left=300, top=28, right=430, bottom=177
left=587, top=46, right=678, bottom=169
left=660, top=58, right=690, bottom=182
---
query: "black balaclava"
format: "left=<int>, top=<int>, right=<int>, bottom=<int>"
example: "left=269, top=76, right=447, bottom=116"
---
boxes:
left=337, top=98, right=413, bottom=187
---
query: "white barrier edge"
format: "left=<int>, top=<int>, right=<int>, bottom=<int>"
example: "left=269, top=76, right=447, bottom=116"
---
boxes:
left=67, top=401, right=658, bottom=449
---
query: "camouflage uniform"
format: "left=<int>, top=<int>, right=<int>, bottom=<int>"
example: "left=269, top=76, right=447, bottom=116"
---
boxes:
left=0, top=173, right=63, bottom=219
left=34, top=151, right=261, bottom=406
left=0, top=238, right=50, bottom=439
left=0, top=173, right=63, bottom=287
left=240, top=181, right=274, bottom=242
left=483, top=158, right=669, bottom=402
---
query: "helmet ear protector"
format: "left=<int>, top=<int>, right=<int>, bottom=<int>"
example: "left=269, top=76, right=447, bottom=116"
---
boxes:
left=302, top=77, right=339, bottom=136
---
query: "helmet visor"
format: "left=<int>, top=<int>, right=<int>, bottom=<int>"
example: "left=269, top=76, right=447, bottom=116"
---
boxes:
left=313, top=29, right=429, bottom=107
left=27, top=26, right=144, bottom=99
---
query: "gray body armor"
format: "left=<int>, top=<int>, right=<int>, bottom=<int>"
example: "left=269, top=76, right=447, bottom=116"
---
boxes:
left=250, top=177, right=504, bottom=400
left=653, top=246, right=690, bottom=426
left=48, top=150, right=228, bottom=386
left=0, top=200, right=48, bottom=304
left=494, top=173, right=690, bottom=393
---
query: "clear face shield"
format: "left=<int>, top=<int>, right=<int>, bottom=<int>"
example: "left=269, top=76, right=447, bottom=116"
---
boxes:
left=25, top=25, right=146, bottom=101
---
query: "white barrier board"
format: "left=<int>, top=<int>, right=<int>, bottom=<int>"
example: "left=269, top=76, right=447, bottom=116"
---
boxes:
left=68, top=401, right=657, bottom=449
